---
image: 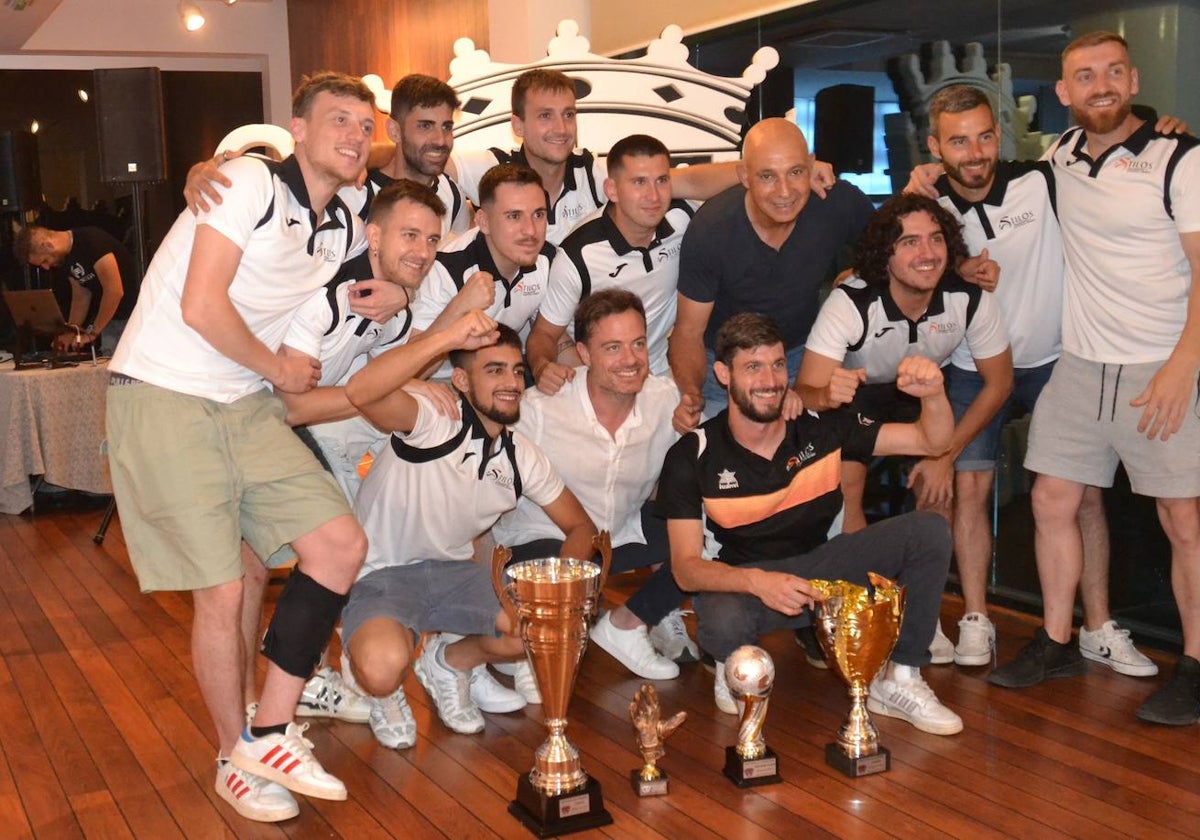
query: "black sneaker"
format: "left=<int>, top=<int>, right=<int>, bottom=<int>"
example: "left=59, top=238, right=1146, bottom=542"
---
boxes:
left=794, top=625, right=829, bottom=669
left=987, top=627, right=1086, bottom=688
left=1136, top=655, right=1200, bottom=726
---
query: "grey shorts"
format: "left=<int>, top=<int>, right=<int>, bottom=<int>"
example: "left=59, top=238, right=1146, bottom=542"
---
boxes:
left=1025, top=352, right=1200, bottom=498
left=341, top=560, right=502, bottom=645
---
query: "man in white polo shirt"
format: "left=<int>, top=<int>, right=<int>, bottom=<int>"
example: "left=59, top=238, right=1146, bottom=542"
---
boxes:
left=493, top=289, right=697, bottom=680
left=990, top=33, right=1200, bottom=727
left=341, top=318, right=597, bottom=748
left=526, top=134, right=694, bottom=394
left=106, top=72, right=375, bottom=823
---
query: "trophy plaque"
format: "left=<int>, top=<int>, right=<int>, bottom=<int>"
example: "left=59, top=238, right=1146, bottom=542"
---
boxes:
left=810, top=572, right=905, bottom=779
left=492, top=532, right=614, bottom=837
left=722, top=645, right=782, bottom=787
left=629, top=683, right=686, bottom=796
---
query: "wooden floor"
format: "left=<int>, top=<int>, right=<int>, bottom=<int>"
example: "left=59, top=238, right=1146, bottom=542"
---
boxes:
left=2, top=505, right=1200, bottom=840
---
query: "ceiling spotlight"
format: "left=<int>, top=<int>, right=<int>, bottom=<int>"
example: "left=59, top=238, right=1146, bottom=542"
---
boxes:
left=30, top=120, right=40, bottom=134
left=77, top=89, right=89, bottom=102
left=224, top=0, right=238, bottom=5
left=179, top=2, right=205, bottom=31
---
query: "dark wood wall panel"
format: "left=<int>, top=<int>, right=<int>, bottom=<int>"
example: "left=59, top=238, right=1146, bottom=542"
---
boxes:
left=286, top=0, right=488, bottom=97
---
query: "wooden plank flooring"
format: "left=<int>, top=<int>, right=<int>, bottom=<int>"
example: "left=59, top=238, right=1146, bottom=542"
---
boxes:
left=2, top=504, right=1199, bottom=839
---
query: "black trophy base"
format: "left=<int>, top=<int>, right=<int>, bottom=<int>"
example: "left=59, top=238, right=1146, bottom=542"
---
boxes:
left=825, top=742, right=891, bottom=778
left=630, top=768, right=670, bottom=796
left=509, top=774, right=613, bottom=837
left=723, top=746, right=781, bottom=787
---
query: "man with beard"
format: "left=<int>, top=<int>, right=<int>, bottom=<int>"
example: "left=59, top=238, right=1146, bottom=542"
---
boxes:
left=493, top=290, right=696, bottom=679
left=410, top=164, right=555, bottom=377
left=908, top=84, right=1157, bottom=675
left=668, top=118, right=876, bottom=430
left=340, top=317, right=596, bottom=748
left=657, top=313, right=963, bottom=734
left=989, top=33, right=1200, bottom=727
left=795, top=193, right=1012, bottom=545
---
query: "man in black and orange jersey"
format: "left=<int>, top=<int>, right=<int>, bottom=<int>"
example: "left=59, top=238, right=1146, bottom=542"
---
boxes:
left=657, top=313, right=963, bottom=735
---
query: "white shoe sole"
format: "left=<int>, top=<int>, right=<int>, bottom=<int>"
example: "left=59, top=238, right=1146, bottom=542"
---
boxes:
left=1080, top=648, right=1159, bottom=677
left=866, top=696, right=963, bottom=736
left=215, top=773, right=299, bottom=822
left=953, top=648, right=993, bottom=667
left=229, top=752, right=348, bottom=801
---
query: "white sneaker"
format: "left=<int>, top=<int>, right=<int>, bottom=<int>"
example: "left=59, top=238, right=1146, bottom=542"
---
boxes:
left=867, top=664, right=963, bottom=735
left=369, top=687, right=417, bottom=749
left=470, top=664, right=527, bottom=713
left=929, top=620, right=955, bottom=665
left=1079, top=620, right=1159, bottom=677
left=413, top=634, right=485, bottom=734
left=954, top=613, right=996, bottom=666
left=589, top=612, right=679, bottom=680
left=512, top=659, right=542, bottom=705
left=713, top=660, right=738, bottom=715
left=649, top=609, right=700, bottom=663
left=229, top=722, right=347, bottom=800
left=215, top=759, right=299, bottom=822
left=297, top=666, right=371, bottom=723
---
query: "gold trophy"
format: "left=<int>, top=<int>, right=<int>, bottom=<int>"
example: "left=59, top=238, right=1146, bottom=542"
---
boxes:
left=722, top=645, right=782, bottom=787
left=810, top=572, right=905, bottom=778
left=492, top=532, right=613, bottom=837
left=629, top=683, right=686, bottom=796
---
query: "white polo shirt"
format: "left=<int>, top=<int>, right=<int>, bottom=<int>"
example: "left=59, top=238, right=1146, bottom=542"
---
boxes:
left=450, top=146, right=608, bottom=245
left=539, top=201, right=694, bottom=376
left=283, top=251, right=414, bottom=387
left=1049, top=123, right=1200, bottom=363
left=341, top=168, right=470, bottom=241
left=112, top=154, right=362, bottom=402
left=805, top=274, right=1009, bottom=384
left=493, top=372, right=680, bottom=548
left=355, top=393, right=564, bottom=577
left=935, top=161, right=1064, bottom=371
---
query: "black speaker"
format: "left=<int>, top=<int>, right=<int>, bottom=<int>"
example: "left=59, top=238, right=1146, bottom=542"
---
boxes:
left=0, top=130, right=41, bottom=211
left=93, top=67, right=168, bottom=183
left=814, top=84, right=875, bottom=175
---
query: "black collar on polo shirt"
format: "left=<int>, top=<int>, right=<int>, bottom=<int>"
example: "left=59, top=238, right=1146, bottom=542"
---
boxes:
left=1065, top=120, right=1155, bottom=176
left=465, top=231, right=536, bottom=309
left=937, top=161, right=1019, bottom=213
left=459, top=392, right=522, bottom=493
left=599, top=203, right=676, bottom=271
left=272, top=154, right=348, bottom=256
left=879, top=273, right=956, bottom=343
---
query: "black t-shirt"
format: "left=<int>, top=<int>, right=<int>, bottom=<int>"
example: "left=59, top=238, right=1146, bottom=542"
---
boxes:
left=676, top=182, right=874, bottom=351
left=63, top=226, right=139, bottom=321
left=656, top=408, right=881, bottom=564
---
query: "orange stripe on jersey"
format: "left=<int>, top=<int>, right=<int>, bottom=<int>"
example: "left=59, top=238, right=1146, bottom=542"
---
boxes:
left=704, top=450, right=842, bottom=529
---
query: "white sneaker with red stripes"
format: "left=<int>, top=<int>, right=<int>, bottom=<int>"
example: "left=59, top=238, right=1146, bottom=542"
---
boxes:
left=229, top=722, right=347, bottom=800
left=215, top=759, right=299, bottom=822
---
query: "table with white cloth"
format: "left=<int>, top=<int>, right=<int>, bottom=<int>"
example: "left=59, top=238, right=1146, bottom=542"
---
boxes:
left=0, top=359, right=112, bottom=514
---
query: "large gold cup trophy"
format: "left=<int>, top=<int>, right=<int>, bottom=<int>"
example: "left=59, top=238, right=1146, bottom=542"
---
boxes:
left=810, top=572, right=905, bottom=778
left=493, top=533, right=614, bottom=837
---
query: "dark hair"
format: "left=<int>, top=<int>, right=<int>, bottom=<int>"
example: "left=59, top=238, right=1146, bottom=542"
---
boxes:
left=511, top=68, right=576, bottom=119
left=13, top=225, right=45, bottom=263
left=478, top=163, right=544, bottom=207
left=574, top=288, right=646, bottom=345
left=390, top=74, right=459, bottom=121
left=449, top=322, right=523, bottom=370
left=292, top=71, right=375, bottom=118
left=854, top=194, right=968, bottom=290
left=606, top=134, right=669, bottom=177
left=1063, top=31, right=1129, bottom=63
left=714, top=313, right=785, bottom=367
left=928, top=85, right=994, bottom=135
left=367, top=180, right=446, bottom=225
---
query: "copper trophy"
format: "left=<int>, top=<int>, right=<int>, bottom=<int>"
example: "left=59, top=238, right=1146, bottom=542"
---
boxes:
left=629, top=683, right=686, bottom=796
left=722, top=645, right=782, bottom=787
left=809, top=572, right=905, bottom=778
left=492, top=532, right=614, bottom=837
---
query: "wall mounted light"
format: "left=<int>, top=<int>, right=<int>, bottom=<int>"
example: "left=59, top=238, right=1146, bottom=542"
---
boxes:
left=30, top=120, right=40, bottom=134
left=179, top=2, right=205, bottom=31
left=77, top=89, right=89, bottom=102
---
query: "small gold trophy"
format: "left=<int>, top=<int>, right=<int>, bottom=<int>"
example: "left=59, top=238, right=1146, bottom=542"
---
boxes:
left=810, top=572, right=905, bottom=778
left=629, top=683, right=686, bottom=796
left=722, top=645, right=782, bottom=787
left=492, top=532, right=614, bottom=837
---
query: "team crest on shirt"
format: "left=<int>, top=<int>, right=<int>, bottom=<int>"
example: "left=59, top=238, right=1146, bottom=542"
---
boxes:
left=1114, top=158, right=1153, bottom=173
left=856, top=413, right=875, bottom=427
left=717, top=469, right=739, bottom=490
left=928, top=321, right=960, bottom=335
left=486, top=466, right=514, bottom=489
left=313, top=244, right=341, bottom=263
left=516, top=280, right=542, bottom=296
left=656, top=244, right=681, bottom=262
left=998, top=210, right=1036, bottom=230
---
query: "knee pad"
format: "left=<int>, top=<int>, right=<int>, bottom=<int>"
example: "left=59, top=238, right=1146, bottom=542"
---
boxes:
left=260, top=569, right=348, bottom=678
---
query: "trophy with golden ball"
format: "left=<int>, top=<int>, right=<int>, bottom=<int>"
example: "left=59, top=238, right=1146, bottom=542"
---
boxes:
left=722, top=645, right=782, bottom=787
